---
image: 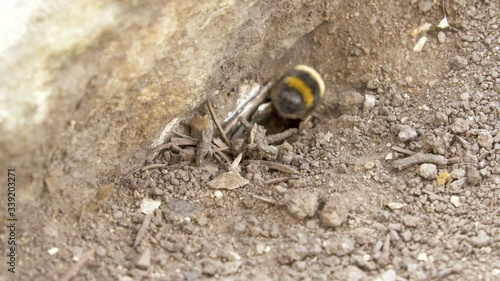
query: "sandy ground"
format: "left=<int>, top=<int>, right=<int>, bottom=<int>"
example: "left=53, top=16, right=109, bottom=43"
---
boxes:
left=0, top=0, right=499, bottom=280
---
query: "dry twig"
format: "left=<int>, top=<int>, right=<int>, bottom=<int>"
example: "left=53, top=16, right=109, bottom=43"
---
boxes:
left=59, top=248, right=95, bottom=281
left=266, top=128, right=299, bottom=144
left=392, top=153, right=460, bottom=171
left=252, top=194, right=281, bottom=205
left=265, top=176, right=296, bottom=185
left=251, top=160, right=300, bottom=174
left=141, top=163, right=167, bottom=171
left=207, top=100, right=232, bottom=148
left=155, top=138, right=198, bottom=151
left=391, top=146, right=416, bottom=156
left=134, top=213, right=153, bottom=247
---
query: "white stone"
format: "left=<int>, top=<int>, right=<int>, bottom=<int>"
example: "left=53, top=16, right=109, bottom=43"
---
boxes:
left=363, top=94, right=376, bottom=111
left=417, top=252, right=428, bottom=261
left=413, top=36, right=427, bottom=52
left=47, top=247, right=59, bottom=255
left=214, top=190, right=223, bottom=198
left=140, top=198, right=161, bottom=215
left=450, top=196, right=461, bottom=207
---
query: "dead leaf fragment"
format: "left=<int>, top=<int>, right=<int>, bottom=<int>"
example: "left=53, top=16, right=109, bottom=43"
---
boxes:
left=207, top=171, right=249, bottom=190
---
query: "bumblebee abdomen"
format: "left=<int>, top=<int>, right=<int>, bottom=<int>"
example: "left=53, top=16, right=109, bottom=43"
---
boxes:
left=271, top=65, right=325, bottom=120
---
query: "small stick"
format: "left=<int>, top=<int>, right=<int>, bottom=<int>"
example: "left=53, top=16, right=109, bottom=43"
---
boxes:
left=223, top=82, right=273, bottom=133
left=134, top=213, right=153, bottom=247
left=173, top=131, right=197, bottom=141
left=392, top=153, right=460, bottom=171
left=252, top=194, right=281, bottom=205
left=141, top=163, right=167, bottom=171
left=207, top=100, right=232, bottom=148
left=250, top=160, right=300, bottom=174
left=265, top=177, right=293, bottom=185
left=266, top=128, right=299, bottom=144
left=391, top=146, right=416, bottom=156
left=238, top=116, right=252, bottom=129
left=59, top=248, right=95, bottom=281
left=155, top=139, right=198, bottom=151
left=170, top=145, right=183, bottom=153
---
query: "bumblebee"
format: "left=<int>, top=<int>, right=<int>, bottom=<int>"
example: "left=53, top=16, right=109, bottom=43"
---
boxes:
left=271, top=65, right=325, bottom=121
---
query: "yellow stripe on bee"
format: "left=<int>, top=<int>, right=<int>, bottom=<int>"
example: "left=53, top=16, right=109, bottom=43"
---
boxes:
left=285, top=76, right=314, bottom=107
left=294, top=65, right=325, bottom=97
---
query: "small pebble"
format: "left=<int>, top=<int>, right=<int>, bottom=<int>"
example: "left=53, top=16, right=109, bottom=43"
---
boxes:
left=364, top=94, right=376, bottom=111
left=114, top=210, right=124, bottom=219
left=47, top=247, right=59, bottom=255
left=470, top=230, right=491, bottom=247
left=398, top=125, right=418, bottom=142
left=364, top=161, right=375, bottom=170
left=437, top=31, right=446, bottom=43
left=135, top=248, right=151, bottom=270
left=95, top=246, right=107, bottom=257
left=284, top=190, right=319, bottom=220
left=214, top=190, right=223, bottom=199
left=450, top=56, right=468, bottom=70
left=419, top=0, right=433, bottom=12
left=418, top=163, right=437, bottom=180
left=467, top=169, right=482, bottom=186
left=450, top=169, right=466, bottom=179
left=417, top=252, right=428, bottom=261
left=477, top=131, right=493, bottom=149
left=320, top=195, right=348, bottom=228
left=450, top=196, right=461, bottom=207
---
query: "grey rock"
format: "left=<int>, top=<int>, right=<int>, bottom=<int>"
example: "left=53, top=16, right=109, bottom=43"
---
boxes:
left=398, top=125, right=418, bottom=142
left=220, top=261, right=243, bottom=275
left=95, top=246, right=107, bottom=257
left=470, top=230, right=491, bottom=247
left=200, top=259, right=223, bottom=276
left=367, top=79, right=379, bottom=89
left=279, top=244, right=308, bottom=264
left=351, top=227, right=376, bottom=245
left=135, top=248, right=151, bottom=270
left=323, top=237, right=355, bottom=256
left=477, top=131, right=493, bottom=149
left=284, top=190, right=319, bottom=220
left=450, top=169, right=466, bottom=179
left=467, top=169, right=482, bottom=186
left=437, top=31, right=446, bottom=43
left=418, top=163, right=437, bottom=180
left=378, top=269, right=397, bottom=281
left=320, top=195, right=348, bottom=228
left=332, top=265, right=366, bottom=281
left=450, top=118, right=469, bottom=134
left=113, top=210, right=124, bottom=219
left=419, top=0, right=433, bottom=12
left=402, top=215, right=420, bottom=227
left=184, top=271, right=201, bottom=281
left=450, top=56, right=468, bottom=70
left=448, top=179, right=465, bottom=192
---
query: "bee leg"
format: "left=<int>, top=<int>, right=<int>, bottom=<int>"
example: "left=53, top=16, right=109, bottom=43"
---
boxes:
left=298, top=115, right=313, bottom=131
